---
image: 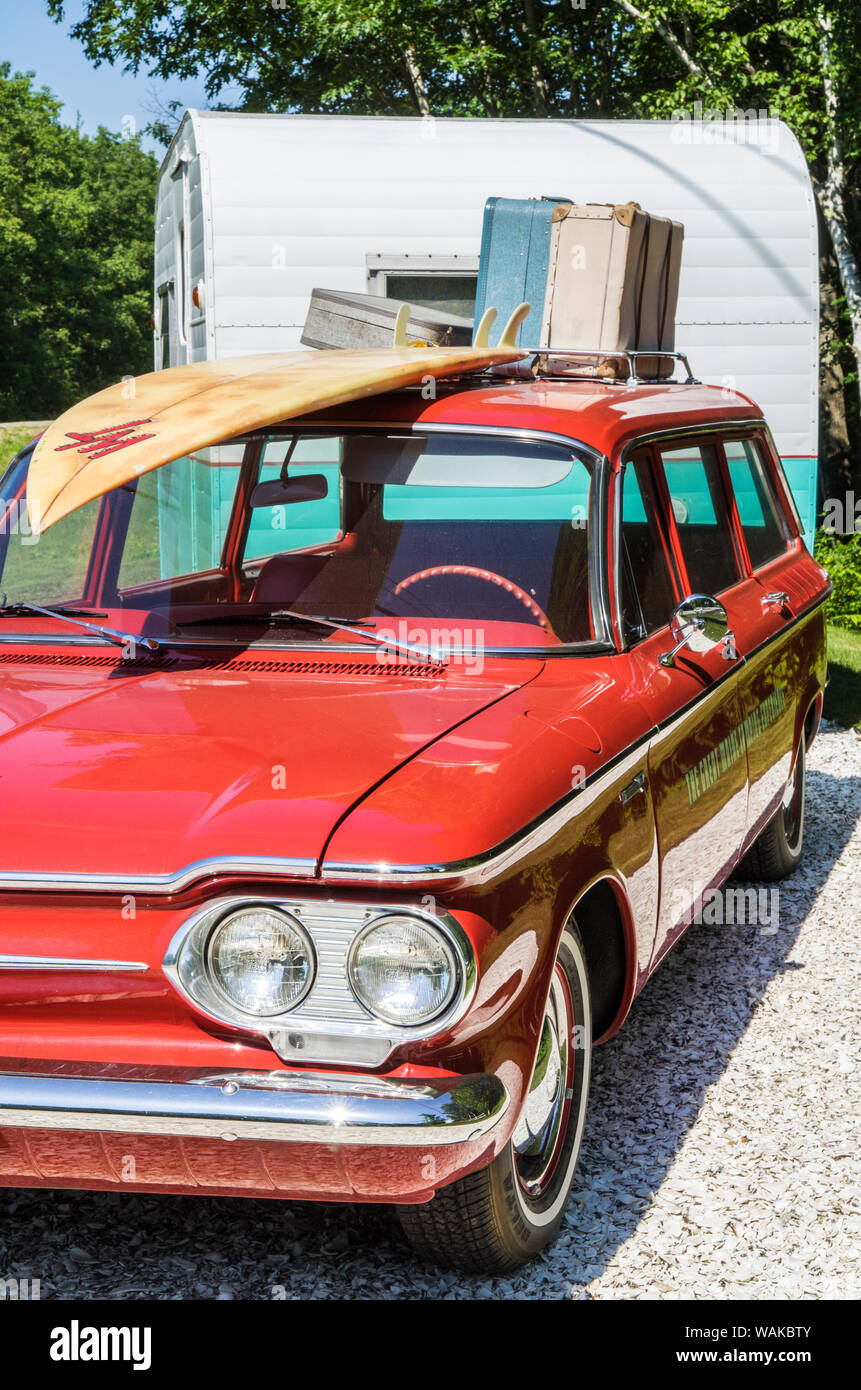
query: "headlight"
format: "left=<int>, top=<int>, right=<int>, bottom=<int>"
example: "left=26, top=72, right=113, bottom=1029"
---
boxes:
left=206, top=906, right=315, bottom=1016
left=347, top=914, right=458, bottom=1026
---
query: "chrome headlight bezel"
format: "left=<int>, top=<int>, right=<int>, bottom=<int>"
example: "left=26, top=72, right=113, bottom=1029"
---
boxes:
left=204, top=905, right=317, bottom=1018
left=162, top=896, right=477, bottom=1069
left=346, top=913, right=460, bottom=1025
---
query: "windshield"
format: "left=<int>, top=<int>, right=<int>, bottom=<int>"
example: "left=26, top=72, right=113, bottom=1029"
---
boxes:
left=0, top=429, right=607, bottom=653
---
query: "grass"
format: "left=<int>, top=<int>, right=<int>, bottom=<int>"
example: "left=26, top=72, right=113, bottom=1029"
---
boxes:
left=825, top=623, right=861, bottom=731
left=0, top=425, right=42, bottom=474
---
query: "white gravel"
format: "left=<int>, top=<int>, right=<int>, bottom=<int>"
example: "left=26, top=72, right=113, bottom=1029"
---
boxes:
left=1, top=725, right=858, bottom=1300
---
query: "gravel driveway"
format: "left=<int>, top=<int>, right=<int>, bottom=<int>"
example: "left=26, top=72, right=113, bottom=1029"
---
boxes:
left=1, top=725, right=858, bottom=1300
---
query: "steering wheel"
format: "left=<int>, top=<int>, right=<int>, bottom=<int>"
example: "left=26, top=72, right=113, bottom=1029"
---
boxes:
left=393, top=565, right=551, bottom=628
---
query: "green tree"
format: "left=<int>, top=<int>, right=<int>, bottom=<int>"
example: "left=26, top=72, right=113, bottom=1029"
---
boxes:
left=0, top=63, right=157, bottom=419
left=41, top=1, right=861, bottom=491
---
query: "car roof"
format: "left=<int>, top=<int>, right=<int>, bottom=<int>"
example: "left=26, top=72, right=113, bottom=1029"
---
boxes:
left=302, top=376, right=764, bottom=464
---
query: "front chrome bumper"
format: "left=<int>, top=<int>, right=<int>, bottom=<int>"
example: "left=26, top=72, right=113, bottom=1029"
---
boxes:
left=0, top=1067, right=509, bottom=1147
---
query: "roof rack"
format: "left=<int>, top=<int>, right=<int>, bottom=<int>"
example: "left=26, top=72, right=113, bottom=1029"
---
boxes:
left=524, top=348, right=699, bottom=385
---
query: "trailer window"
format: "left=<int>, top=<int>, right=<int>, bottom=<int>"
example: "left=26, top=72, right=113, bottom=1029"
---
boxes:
left=384, top=275, right=477, bottom=319
left=367, top=254, right=478, bottom=319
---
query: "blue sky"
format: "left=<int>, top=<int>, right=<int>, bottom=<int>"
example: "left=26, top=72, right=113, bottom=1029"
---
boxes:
left=0, top=2, right=241, bottom=152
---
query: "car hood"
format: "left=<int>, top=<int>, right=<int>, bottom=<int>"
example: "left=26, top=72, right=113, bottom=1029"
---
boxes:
left=0, top=649, right=542, bottom=880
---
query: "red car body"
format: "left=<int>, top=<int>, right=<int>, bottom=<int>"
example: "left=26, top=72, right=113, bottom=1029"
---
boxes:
left=0, top=373, right=828, bottom=1221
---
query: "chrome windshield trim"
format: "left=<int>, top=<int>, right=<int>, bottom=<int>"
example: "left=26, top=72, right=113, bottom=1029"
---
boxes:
left=267, top=419, right=604, bottom=460
left=0, top=856, right=317, bottom=895
left=0, top=954, right=147, bottom=972
left=0, top=635, right=605, bottom=657
left=0, top=1067, right=509, bottom=1147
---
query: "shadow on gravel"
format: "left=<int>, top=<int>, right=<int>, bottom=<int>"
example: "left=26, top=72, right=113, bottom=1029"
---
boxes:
left=1, top=761, right=859, bottom=1301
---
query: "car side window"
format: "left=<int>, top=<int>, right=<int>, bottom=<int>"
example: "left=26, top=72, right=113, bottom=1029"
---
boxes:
left=619, top=451, right=679, bottom=640
left=722, top=437, right=789, bottom=570
left=658, top=441, right=741, bottom=596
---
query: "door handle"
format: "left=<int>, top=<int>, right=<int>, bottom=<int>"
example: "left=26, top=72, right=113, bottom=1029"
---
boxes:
left=761, top=591, right=791, bottom=615
left=619, top=770, right=646, bottom=804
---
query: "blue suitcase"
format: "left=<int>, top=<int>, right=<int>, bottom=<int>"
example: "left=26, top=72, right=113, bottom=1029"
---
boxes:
left=474, top=196, right=572, bottom=347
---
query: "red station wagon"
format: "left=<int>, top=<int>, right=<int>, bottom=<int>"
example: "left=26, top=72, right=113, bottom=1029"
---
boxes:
left=0, top=347, right=829, bottom=1272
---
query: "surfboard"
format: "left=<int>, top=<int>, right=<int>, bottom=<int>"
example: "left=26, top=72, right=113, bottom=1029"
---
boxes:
left=27, top=342, right=528, bottom=532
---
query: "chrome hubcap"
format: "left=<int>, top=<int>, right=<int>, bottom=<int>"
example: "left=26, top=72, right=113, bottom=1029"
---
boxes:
left=512, top=970, right=572, bottom=1197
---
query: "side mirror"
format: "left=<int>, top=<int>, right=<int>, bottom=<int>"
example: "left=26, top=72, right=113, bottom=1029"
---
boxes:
left=659, top=594, right=731, bottom=668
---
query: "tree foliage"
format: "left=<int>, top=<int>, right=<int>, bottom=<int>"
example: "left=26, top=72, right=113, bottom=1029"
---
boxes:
left=45, top=0, right=861, bottom=163
left=26, top=1, right=861, bottom=481
left=0, top=63, right=157, bottom=419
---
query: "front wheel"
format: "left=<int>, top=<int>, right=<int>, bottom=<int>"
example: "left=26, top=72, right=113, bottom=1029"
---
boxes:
left=738, top=737, right=806, bottom=881
left=398, top=921, right=592, bottom=1273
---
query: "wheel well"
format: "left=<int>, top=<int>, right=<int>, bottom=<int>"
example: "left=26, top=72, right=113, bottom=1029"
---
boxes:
left=571, top=880, right=629, bottom=1039
left=803, top=694, right=822, bottom=749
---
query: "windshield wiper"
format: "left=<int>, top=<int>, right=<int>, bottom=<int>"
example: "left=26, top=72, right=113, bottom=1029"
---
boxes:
left=0, top=599, right=162, bottom=653
left=177, top=608, right=448, bottom=666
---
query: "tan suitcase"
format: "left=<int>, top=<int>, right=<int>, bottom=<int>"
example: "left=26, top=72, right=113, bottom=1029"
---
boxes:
left=540, top=202, right=683, bottom=376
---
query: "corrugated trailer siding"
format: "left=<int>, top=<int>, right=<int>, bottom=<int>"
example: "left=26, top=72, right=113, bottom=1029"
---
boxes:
left=155, top=113, right=818, bottom=543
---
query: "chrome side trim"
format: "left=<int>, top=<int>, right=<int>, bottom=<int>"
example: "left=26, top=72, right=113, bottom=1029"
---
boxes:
left=0, top=1067, right=509, bottom=1147
left=0, top=855, right=317, bottom=895
left=0, top=955, right=147, bottom=972
left=323, top=741, right=649, bottom=890
left=322, top=589, right=830, bottom=888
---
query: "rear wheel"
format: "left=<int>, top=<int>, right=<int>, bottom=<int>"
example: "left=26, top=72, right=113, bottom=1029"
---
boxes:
left=398, top=921, right=591, bottom=1273
left=738, top=737, right=806, bottom=881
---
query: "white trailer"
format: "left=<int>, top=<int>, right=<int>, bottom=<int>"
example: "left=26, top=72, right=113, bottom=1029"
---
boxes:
left=154, top=111, right=819, bottom=544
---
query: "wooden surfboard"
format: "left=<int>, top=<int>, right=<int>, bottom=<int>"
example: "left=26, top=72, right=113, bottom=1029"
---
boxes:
left=27, top=344, right=528, bottom=532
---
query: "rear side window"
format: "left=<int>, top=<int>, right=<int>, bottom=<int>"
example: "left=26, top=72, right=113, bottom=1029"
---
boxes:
left=659, top=442, right=741, bottom=596
left=723, top=438, right=788, bottom=570
left=620, top=452, right=678, bottom=639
